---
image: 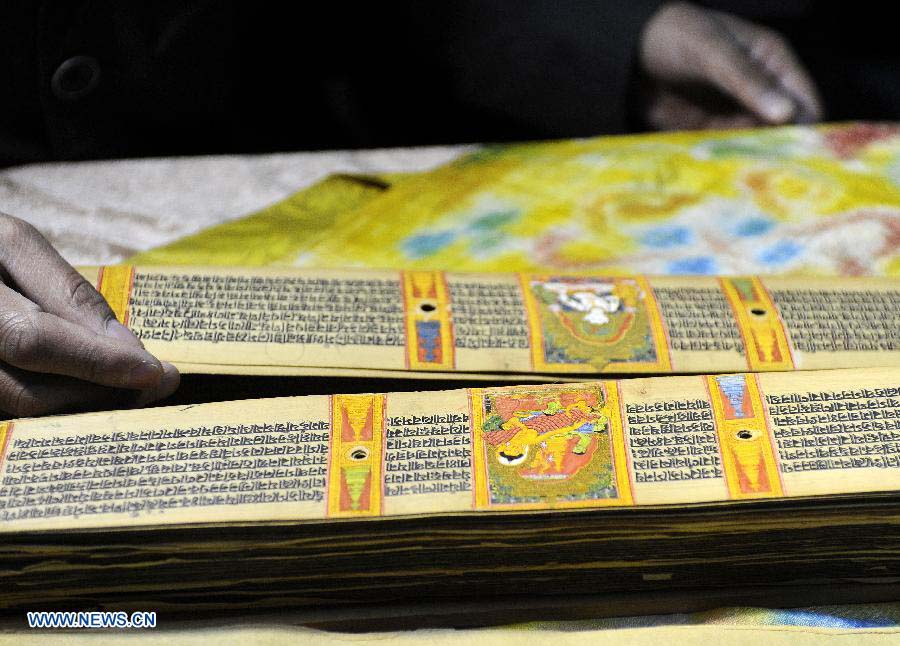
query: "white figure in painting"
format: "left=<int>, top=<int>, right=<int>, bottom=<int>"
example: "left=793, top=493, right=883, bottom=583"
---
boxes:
left=542, top=281, right=621, bottom=326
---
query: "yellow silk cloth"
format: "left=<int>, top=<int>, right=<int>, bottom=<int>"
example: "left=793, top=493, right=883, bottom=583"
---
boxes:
left=133, top=123, right=900, bottom=277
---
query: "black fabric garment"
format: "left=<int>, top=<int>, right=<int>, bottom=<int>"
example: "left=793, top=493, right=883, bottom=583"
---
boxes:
left=405, top=1, right=663, bottom=138
left=0, top=1, right=898, bottom=167
left=1, top=3, right=361, bottom=164
left=0, top=1, right=663, bottom=166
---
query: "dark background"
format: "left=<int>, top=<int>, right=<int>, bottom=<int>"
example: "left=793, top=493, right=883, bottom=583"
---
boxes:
left=1, top=1, right=898, bottom=166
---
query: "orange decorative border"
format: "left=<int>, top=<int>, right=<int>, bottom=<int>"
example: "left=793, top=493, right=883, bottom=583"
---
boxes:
left=0, top=422, right=12, bottom=474
left=470, top=382, right=633, bottom=510
left=96, top=265, right=136, bottom=326
left=719, top=277, right=794, bottom=372
left=705, top=373, right=783, bottom=499
left=519, top=274, right=671, bottom=373
left=401, top=271, right=455, bottom=371
left=327, top=394, right=385, bottom=517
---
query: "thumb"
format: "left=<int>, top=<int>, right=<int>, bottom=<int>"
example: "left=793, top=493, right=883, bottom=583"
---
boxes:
left=699, top=34, right=796, bottom=123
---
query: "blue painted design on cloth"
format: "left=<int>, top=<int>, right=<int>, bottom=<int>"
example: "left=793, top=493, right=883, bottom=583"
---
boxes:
left=402, top=231, right=456, bottom=259
left=641, top=226, right=692, bottom=248
left=468, top=209, right=519, bottom=231
left=734, top=217, right=775, bottom=237
left=666, top=256, right=718, bottom=275
left=757, top=240, right=803, bottom=266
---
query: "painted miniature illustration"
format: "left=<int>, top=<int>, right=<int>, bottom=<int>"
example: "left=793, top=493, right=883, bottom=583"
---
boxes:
left=472, top=383, right=632, bottom=509
left=522, top=275, right=671, bottom=373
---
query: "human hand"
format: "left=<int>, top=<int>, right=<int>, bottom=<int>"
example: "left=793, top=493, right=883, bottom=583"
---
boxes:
left=0, top=213, right=179, bottom=418
left=639, top=2, right=823, bottom=130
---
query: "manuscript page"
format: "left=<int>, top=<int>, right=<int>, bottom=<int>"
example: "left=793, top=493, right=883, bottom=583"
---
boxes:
left=1, top=367, right=897, bottom=533
left=77, top=266, right=900, bottom=377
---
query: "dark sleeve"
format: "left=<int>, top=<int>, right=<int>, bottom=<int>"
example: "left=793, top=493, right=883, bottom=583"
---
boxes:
left=409, top=1, right=663, bottom=137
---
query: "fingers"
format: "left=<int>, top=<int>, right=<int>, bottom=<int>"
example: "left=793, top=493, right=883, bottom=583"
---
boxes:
left=639, top=3, right=823, bottom=127
left=704, top=113, right=761, bottom=130
left=750, top=34, right=822, bottom=123
left=0, top=213, right=181, bottom=417
left=716, top=14, right=823, bottom=123
left=0, top=283, right=165, bottom=390
left=699, top=24, right=797, bottom=124
left=0, top=361, right=180, bottom=419
left=645, top=86, right=762, bottom=131
left=0, top=213, right=143, bottom=347
left=645, top=89, right=711, bottom=131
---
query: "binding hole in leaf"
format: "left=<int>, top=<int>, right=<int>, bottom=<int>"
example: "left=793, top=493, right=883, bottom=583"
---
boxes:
left=349, top=447, right=369, bottom=461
